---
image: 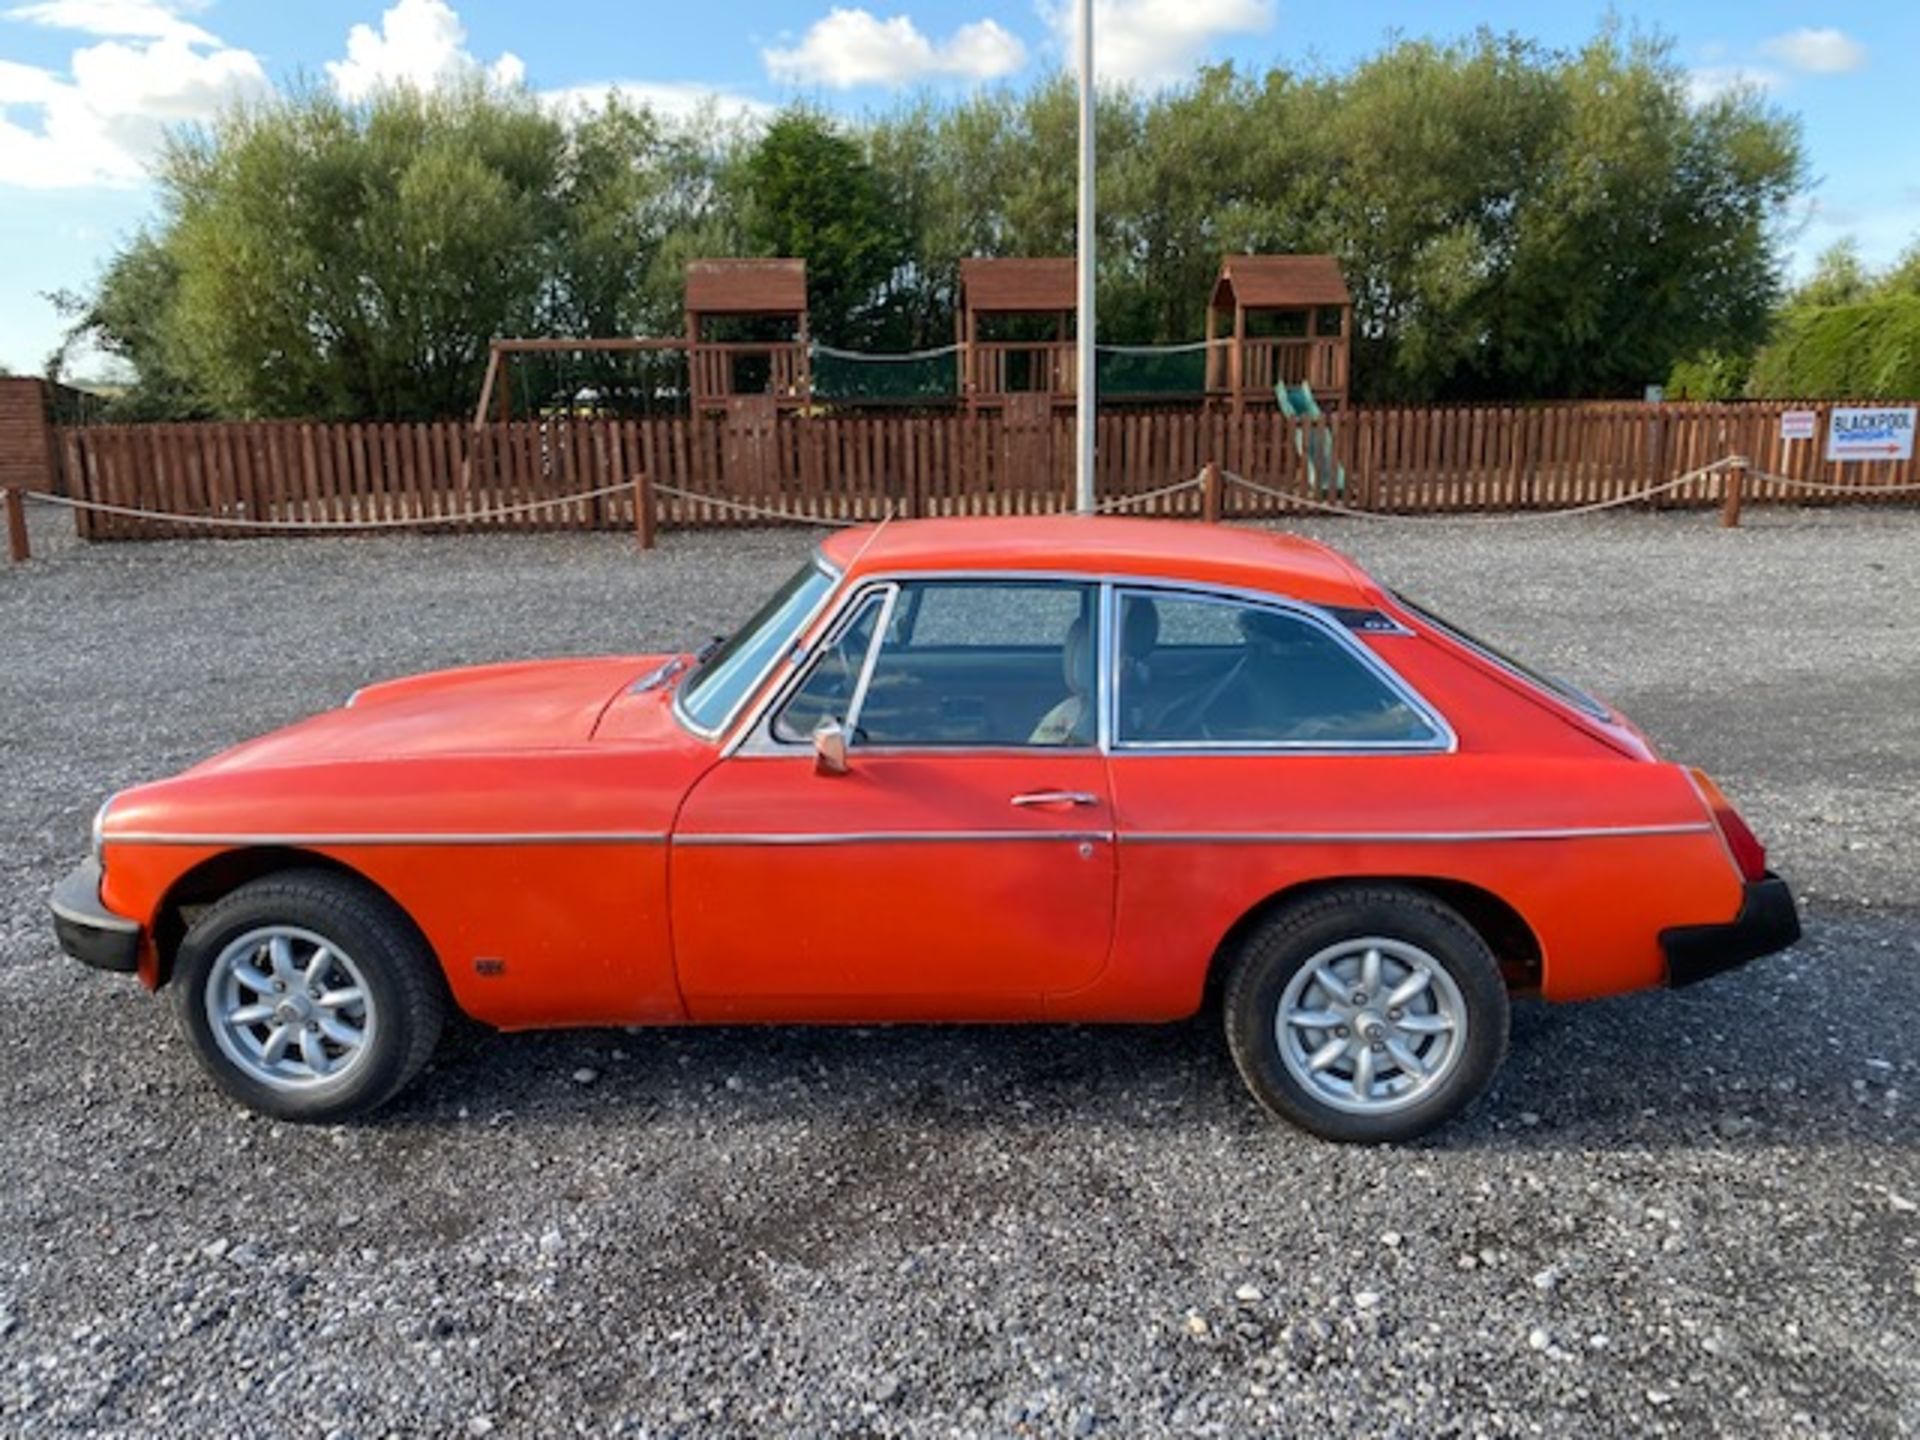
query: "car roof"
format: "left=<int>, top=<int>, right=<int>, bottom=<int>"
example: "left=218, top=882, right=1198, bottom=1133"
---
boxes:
left=818, top=516, right=1382, bottom=608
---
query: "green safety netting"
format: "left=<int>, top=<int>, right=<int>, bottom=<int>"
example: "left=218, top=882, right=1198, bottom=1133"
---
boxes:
left=1095, top=345, right=1210, bottom=398
left=811, top=342, right=1216, bottom=404
left=497, top=340, right=1230, bottom=414
left=811, top=345, right=960, bottom=404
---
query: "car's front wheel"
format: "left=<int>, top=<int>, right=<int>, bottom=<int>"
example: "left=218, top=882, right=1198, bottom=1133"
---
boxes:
left=172, top=869, right=446, bottom=1121
left=1224, top=885, right=1509, bottom=1142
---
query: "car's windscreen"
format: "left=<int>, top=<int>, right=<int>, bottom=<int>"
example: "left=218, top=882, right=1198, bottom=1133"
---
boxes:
left=678, top=562, right=836, bottom=733
left=1392, top=592, right=1610, bottom=720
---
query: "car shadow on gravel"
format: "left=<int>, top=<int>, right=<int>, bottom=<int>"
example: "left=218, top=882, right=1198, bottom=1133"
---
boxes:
left=388, top=914, right=1913, bottom=1154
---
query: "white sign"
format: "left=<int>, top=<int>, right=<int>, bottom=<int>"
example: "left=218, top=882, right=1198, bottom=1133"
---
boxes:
left=1780, top=409, right=1817, bottom=442
left=1826, top=406, right=1916, bottom=463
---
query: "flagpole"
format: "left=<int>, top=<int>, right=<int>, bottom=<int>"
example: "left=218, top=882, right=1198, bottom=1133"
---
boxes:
left=1074, top=0, right=1095, bottom=514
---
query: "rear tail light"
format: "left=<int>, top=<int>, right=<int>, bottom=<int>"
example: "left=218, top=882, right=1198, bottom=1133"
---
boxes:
left=1691, top=770, right=1768, bottom=882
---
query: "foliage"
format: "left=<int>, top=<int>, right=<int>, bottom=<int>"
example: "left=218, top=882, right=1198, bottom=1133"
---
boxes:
left=59, top=84, right=745, bottom=420
left=1791, top=240, right=1874, bottom=308
left=1665, top=349, right=1752, bottom=401
left=1730, top=234, right=1920, bottom=399
left=740, top=110, right=908, bottom=345
left=1746, top=296, right=1920, bottom=399
left=66, top=24, right=1805, bottom=418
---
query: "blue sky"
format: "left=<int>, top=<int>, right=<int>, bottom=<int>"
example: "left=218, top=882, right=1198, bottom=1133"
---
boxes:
left=1, top=0, right=1915, bottom=373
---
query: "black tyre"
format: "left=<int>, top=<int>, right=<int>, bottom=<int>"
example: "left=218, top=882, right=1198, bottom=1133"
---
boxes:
left=171, top=869, right=446, bottom=1121
left=1224, top=885, right=1509, bottom=1143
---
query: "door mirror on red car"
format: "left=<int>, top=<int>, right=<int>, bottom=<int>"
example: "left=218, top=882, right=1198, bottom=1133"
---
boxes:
left=812, top=716, right=850, bottom=776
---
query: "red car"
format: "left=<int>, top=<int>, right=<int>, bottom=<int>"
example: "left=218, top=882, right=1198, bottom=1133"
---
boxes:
left=52, top=517, right=1798, bottom=1141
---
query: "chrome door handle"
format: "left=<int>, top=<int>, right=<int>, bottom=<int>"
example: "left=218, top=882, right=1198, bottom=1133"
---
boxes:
left=1010, top=790, right=1100, bottom=808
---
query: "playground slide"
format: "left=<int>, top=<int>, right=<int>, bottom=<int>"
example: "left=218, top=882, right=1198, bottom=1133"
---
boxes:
left=1276, top=382, right=1346, bottom=497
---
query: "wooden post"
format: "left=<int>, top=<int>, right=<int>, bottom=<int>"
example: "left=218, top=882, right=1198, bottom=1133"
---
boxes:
left=1720, top=456, right=1745, bottom=529
left=1201, top=460, right=1222, bottom=524
left=5, top=486, right=27, bottom=563
left=1230, top=301, right=1246, bottom=419
left=634, top=467, right=655, bottom=550
left=1203, top=305, right=1219, bottom=395
left=472, top=345, right=501, bottom=430
left=796, top=310, right=813, bottom=406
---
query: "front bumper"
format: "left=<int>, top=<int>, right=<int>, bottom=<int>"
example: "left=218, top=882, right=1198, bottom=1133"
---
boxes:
left=50, top=859, right=141, bottom=974
left=1660, top=873, right=1800, bottom=988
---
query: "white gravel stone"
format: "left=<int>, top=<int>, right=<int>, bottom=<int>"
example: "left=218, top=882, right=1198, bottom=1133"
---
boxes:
left=2, top=511, right=1915, bottom=1436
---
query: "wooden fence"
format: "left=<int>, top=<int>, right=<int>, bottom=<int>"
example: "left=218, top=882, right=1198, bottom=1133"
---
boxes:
left=26, top=398, right=1920, bottom=543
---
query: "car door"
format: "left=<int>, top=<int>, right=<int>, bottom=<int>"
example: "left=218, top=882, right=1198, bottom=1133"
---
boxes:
left=1097, top=584, right=1458, bottom=1014
left=670, top=577, right=1116, bottom=1022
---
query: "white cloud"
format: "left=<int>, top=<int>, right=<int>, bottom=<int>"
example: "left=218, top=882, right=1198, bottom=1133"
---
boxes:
left=763, top=8, right=1026, bottom=89
left=326, top=0, right=525, bottom=102
left=544, top=80, right=773, bottom=127
left=0, top=11, right=267, bottom=189
left=3, top=0, right=215, bottom=46
left=0, top=55, right=67, bottom=102
left=1685, top=64, right=1780, bottom=107
left=1047, top=0, right=1274, bottom=87
left=1760, top=27, right=1868, bottom=75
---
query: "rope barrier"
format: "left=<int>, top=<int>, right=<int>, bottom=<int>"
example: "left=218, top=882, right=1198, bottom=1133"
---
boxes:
left=22, top=482, right=636, bottom=531
left=1093, top=476, right=1205, bottom=513
left=649, top=481, right=857, bottom=528
left=1215, top=457, right=1751, bottom=523
left=1743, top=468, right=1920, bottom=496
left=15, top=450, right=1913, bottom=545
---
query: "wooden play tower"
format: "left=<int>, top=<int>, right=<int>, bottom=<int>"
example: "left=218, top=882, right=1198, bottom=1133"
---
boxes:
left=685, top=258, right=813, bottom=411
left=1205, top=255, right=1352, bottom=412
left=956, top=258, right=1078, bottom=410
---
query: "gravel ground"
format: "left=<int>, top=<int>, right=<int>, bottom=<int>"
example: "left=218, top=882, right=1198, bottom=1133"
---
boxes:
left=2, top=503, right=1916, bottom=1438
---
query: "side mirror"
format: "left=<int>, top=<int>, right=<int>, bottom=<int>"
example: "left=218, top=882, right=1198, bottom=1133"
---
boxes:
left=812, top=716, right=850, bottom=776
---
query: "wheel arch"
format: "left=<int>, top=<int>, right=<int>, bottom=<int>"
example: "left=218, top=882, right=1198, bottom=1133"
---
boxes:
left=149, top=846, right=413, bottom=988
left=1205, top=875, right=1543, bottom=1008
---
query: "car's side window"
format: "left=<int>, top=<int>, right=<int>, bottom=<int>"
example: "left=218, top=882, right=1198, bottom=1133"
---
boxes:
left=1116, top=590, right=1442, bottom=747
left=829, top=580, right=1098, bottom=747
left=772, top=590, right=887, bottom=742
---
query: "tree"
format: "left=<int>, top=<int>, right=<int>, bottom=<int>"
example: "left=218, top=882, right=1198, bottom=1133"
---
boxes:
left=1737, top=230, right=1920, bottom=398
left=740, top=109, right=908, bottom=346
left=49, top=234, right=208, bottom=418
left=72, top=22, right=1806, bottom=415
left=1792, top=240, right=1873, bottom=308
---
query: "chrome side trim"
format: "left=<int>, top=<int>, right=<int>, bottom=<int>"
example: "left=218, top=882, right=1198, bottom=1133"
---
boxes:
left=1119, top=823, right=1715, bottom=845
left=1095, top=580, right=1115, bottom=752
left=1109, top=740, right=1450, bottom=756
left=725, top=566, right=1448, bottom=761
left=674, top=553, right=845, bottom=744
left=728, top=744, right=1101, bottom=761
left=674, top=829, right=1112, bottom=847
left=843, top=584, right=899, bottom=732
left=733, top=573, right=1107, bottom=757
left=107, top=831, right=669, bottom=847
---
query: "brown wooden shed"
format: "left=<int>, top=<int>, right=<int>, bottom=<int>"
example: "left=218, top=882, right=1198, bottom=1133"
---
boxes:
left=685, top=258, right=812, bottom=410
left=1205, top=255, right=1352, bottom=411
left=956, top=258, right=1078, bottom=408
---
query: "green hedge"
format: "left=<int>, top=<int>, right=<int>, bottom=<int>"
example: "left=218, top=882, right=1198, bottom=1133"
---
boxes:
left=1746, top=296, right=1920, bottom=398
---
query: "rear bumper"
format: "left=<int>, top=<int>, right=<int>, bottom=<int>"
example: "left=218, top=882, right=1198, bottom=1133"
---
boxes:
left=50, top=859, right=141, bottom=974
left=1660, top=873, right=1800, bottom=988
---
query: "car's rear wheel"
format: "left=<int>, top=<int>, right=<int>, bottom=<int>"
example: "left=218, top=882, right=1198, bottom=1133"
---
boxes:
left=171, top=869, right=445, bottom=1121
left=1224, top=885, right=1508, bottom=1142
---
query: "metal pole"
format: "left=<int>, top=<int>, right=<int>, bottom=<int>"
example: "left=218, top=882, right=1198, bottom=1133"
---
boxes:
left=1074, top=0, right=1095, bottom=514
